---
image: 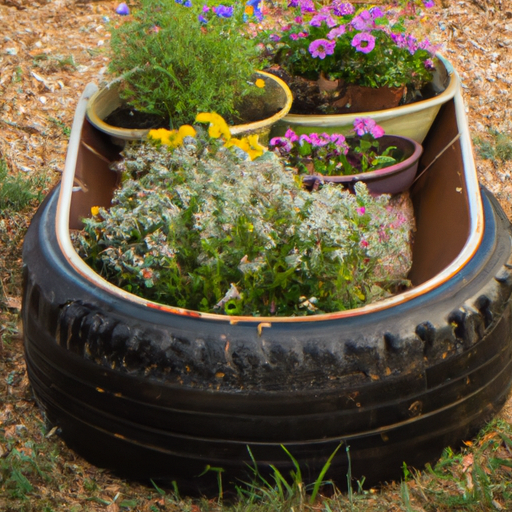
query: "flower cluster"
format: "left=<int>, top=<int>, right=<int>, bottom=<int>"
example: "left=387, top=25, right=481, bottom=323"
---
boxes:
left=76, top=127, right=414, bottom=316
left=270, top=118, right=401, bottom=176
left=258, top=0, right=440, bottom=89
left=149, top=113, right=267, bottom=161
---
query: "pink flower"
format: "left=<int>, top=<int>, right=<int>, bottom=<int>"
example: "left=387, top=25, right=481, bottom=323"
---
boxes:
left=424, top=58, right=435, bottom=70
left=290, top=33, right=299, bottom=40
left=309, top=133, right=330, bottom=147
left=353, top=118, right=385, bottom=138
left=299, top=134, right=312, bottom=145
left=308, top=39, right=336, bottom=59
left=360, top=239, right=369, bottom=248
left=310, top=14, right=337, bottom=28
left=285, top=129, right=299, bottom=142
left=357, top=206, right=366, bottom=215
left=331, top=1, right=355, bottom=16
left=351, top=33, right=376, bottom=54
left=350, top=10, right=374, bottom=31
left=327, top=25, right=346, bottom=40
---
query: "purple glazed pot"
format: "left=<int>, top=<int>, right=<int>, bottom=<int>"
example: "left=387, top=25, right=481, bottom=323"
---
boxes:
left=303, top=135, right=423, bottom=195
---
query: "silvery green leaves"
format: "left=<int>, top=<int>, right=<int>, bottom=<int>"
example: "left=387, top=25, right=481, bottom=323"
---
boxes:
left=75, top=135, right=413, bottom=316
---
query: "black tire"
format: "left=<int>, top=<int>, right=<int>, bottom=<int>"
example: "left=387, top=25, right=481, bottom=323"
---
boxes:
left=22, top=185, right=512, bottom=494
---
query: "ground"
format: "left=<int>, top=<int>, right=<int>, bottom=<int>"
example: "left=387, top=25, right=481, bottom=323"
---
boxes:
left=1, top=0, right=512, bottom=510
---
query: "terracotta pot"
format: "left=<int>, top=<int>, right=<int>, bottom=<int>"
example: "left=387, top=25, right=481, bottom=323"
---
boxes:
left=85, top=71, right=293, bottom=144
left=302, top=134, right=423, bottom=195
left=272, top=56, right=458, bottom=144
left=317, top=73, right=405, bottom=114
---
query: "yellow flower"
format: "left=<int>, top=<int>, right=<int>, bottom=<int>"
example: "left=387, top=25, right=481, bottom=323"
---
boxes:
left=91, top=206, right=100, bottom=216
left=148, top=128, right=172, bottom=144
left=178, top=125, right=196, bottom=138
left=255, top=78, right=266, bottom=88
left=148, top=128, right=184, bottom=149
left=195, top=112, right=231, bottom=141
left=225, top=134, right=266, bottom=161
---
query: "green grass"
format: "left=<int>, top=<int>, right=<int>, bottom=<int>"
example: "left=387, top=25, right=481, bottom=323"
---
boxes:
left=0, top=158, right=49, bottom=212
left=474, top=129, right=512, bottom=163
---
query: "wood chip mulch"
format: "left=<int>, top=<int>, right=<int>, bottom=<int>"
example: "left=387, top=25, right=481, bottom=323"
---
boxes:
left=1, top=0, right=512, bottom=506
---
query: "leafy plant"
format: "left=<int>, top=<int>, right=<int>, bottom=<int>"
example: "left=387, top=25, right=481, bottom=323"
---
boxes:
left=270, top=118, right=403, bottom=176
left=108, top=0, right=263, bottom=128
left=74, top=122, right=413, bottom=316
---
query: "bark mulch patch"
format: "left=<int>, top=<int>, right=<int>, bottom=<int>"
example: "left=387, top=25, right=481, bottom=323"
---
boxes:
left=1, top=0, right=512, bottom=509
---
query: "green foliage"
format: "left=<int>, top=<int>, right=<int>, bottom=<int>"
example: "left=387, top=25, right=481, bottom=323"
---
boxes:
left=75, top=129, right=413, bottom=316
left=0, top=158, right=48, bottom=211
left=474, top=129, right=512, bottom=163
left=108, top=0, right=261, bottom=127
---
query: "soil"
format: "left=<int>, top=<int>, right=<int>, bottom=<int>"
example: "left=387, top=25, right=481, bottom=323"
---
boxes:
left=1, top=0, right=512, bottom=508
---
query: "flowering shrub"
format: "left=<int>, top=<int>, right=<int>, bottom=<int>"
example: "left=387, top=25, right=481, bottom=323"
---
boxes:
left=258, top=0, right=439, bottom=90
left=270, top=118, right=402, bottom=176
left=74, top=118, right=414, bottom=316
left=108, top=0, right=263, bottom=127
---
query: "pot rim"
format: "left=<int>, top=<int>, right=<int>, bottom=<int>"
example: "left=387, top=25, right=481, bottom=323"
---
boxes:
left=85, top=70, right=293, bottom=141
left=57, top=79, right=483, bottom=324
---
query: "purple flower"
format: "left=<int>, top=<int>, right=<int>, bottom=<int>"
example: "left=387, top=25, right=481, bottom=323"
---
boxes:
left=330, top=133, right=346, bottom=146
left=299, top=134, right=312, bottom=145
left=285, top=129, right=299, bottom=142
left=310, top=14, right=337, bottom=28
left=269, top=33, right=281, bottom=42
left=115, top=2, right=129, bottom=15
left=424, top=58, right=435, bottom=70
left=407, top=35, right=418, bottom=54
left=331, top=1, right=354, bottom=16
left=214, top=5, right=233, bottom=17
left=198, top=14, right=208, bottom=23
left=309, top=133, right=330, bottom=147
left=294, top=16, right=303, bottom=23
left=369, top=6, right=384, bottom=19
left=391, top=33, right=407, bottom=49
left=423, top=0, right=435, bottom=7
left=351, top=33, right=376, bottom=54
left=202, top=4, right=210, bottom=12
left=269, top=137, right=293, bottom=152
left=299, top=0, right=315, bottom=14
left=308, top=39, right=336, bottom=59
left=350, top=11, right=374, bottom=31
left=353, top=118, right=385, bottom=138
left=183, top=0, right=192, bottom=7
left=288, top=0, right=299, bottom=6
left=327, top=25, right=346, bottom=40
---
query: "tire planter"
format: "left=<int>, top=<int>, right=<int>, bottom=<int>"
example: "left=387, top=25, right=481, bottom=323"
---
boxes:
left=86, top=70, right=293, bottom=144
left=271, top=56, right=458, bottom=144
left=22, top=82, right=512, bottom=495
